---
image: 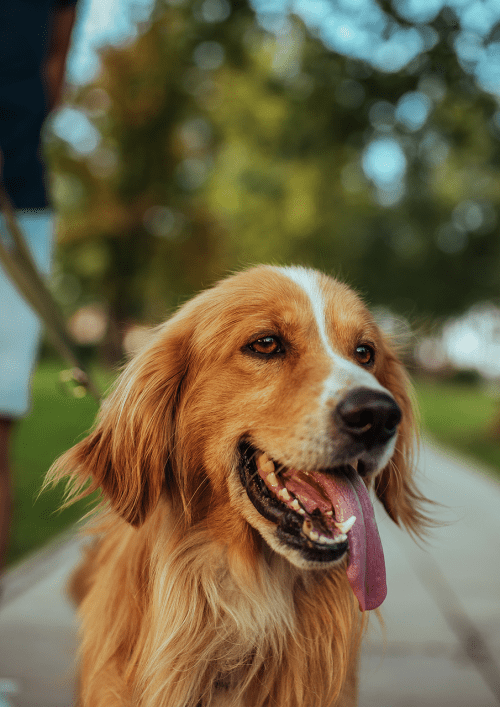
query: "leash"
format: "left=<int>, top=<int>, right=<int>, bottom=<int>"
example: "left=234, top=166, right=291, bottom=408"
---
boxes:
left=0, top=177, right=101, bottom=403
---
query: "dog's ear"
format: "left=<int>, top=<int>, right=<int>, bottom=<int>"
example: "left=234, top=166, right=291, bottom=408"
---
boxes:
left=373, top=341, right=434, bottom=537
left=47, top=320, right=189, bottom=527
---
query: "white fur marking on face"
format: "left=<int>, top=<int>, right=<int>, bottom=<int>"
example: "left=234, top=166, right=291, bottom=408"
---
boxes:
left=279, top=267, right=337, bottom=359
left=277, top=266, right=385, bottom=399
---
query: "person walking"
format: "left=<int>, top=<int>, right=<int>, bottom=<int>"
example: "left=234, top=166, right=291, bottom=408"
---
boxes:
left=0, top=0, right=78, bottom=582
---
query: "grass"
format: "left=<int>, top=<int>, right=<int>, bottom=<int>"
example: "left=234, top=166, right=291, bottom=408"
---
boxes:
left=412, top=376, right=500, bottom=478
left=7, top=359, right=115, bottom=567
left=6, top=363, right=500, bottom=568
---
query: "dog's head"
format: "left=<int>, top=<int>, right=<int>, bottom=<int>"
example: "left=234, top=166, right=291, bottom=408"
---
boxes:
left=52, top=266, right=430, bottom=610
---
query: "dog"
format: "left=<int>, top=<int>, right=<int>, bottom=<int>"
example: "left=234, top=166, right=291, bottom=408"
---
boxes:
left=48, top=265, right=431, bottom=707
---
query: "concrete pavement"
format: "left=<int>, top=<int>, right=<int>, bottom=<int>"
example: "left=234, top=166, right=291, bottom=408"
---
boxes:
left=359, top=442, right=500, bottom=706
left=1, top=440, right=499, bottom=706
left=0, top=534, right=79, bottom=707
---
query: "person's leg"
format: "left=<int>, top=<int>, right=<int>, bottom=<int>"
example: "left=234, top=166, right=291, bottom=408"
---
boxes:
left=0, top=417, right=13, bottom=574
left=0, top=210, right=54, bottom=572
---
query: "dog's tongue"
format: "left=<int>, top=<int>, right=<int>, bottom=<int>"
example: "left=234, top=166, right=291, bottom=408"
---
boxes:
left=309, top=468, right=387, bottom=612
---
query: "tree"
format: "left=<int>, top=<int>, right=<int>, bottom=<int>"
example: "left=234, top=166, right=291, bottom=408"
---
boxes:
left=46, top=0, right=500, bottom=362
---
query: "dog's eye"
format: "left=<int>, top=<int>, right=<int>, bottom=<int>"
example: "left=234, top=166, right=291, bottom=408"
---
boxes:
left=355, top=344, right=375, bottom=366
left=248, top=336, right=283, bottom=356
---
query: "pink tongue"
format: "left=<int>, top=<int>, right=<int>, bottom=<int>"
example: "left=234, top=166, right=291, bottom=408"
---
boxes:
left=308, top=469, right=387, bottom=612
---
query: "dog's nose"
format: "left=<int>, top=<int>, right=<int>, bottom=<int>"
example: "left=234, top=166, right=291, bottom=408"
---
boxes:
left=336, top=387, right=401, bottom=447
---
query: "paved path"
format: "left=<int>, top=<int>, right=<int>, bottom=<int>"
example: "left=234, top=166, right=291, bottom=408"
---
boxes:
left=359, top=442, right=500, bottom=706
left=0, top=440, right=499, bottom=707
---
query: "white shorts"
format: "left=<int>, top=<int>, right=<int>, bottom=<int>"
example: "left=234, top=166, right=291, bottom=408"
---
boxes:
left=0, top=210, right=54, bottom=418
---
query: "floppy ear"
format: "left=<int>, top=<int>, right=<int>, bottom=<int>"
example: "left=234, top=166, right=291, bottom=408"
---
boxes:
left=373, top=340, right=434, bottom=537
left=47, top=320, right=189, bottom=527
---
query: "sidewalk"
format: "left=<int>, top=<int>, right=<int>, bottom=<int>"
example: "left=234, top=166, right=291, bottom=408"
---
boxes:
left=0, top=534, right=79, bottom=707
left=359, top=442, right=500, bottom=706
left=0, top=441, right=499, bottom=707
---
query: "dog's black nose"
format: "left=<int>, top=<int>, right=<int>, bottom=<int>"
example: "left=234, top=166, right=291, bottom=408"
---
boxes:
left=336, top=387, right=401, bottom=447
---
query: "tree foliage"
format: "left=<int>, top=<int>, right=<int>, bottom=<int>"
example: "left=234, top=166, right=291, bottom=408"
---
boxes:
left=45, top=0, right=500, bottom=359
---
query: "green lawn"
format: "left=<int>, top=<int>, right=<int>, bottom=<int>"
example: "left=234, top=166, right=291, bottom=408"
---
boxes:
left=6, top=363, right=500, bottom=567
left=7, top=360, right=115, bottom=567
left=413, top=376, right=500, bottom=477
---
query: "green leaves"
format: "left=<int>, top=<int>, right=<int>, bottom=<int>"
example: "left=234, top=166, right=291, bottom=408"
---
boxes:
left=45, top=0, right=500, bottom=358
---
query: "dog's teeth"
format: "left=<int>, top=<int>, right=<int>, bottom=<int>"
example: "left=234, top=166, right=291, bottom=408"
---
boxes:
left=258, top=453, right=275, bottom=474
left=291, top=499, right=302, bottom=512
left=278, top=488, right=291, bottom=502
left=325, top=510, right=333, bottom=516
left=302, top=520, right=347, bottom=546
left=324, top=533, right=348, bottom=545
left=266, top=471, right=280, bottom=488
left=334, top=515, right=356, bottom=534
left=302, top=519, right=312, bottom=534
left=302, top=524, right=350, bottom=545
left=302, top=519, right=319, bottom=542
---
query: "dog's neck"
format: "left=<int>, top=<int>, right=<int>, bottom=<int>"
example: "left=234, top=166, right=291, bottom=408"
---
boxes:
left=82, top=502, right=362, bottom=706
left=113, top=503, right=362, bottom=707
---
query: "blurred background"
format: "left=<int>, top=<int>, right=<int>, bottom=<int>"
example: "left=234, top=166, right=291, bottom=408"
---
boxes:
left=7, top=0, right=500, bottom=565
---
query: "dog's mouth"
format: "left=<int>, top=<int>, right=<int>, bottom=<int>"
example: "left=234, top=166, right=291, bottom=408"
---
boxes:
left=239, top=442, right=387, bottom=611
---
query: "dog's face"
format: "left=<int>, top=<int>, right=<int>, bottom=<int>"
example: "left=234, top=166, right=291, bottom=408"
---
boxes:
left=178, top=266, right=411, bottom=610
left=56, top=266, right=422, bottom=611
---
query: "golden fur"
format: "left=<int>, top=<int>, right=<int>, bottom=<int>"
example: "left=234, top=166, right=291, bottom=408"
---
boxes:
left=47, top=265, right=432, bottom=707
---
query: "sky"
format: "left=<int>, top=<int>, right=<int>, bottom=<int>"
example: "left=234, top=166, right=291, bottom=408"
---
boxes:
left=68, top=0, right=500, bottom=90
left=66, top=0, right=155, bottom=85
left=251, top=0, right=500, bottom=89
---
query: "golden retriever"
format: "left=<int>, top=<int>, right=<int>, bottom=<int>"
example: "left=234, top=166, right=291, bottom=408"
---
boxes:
left=48, top=265, right=431, bottom=707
